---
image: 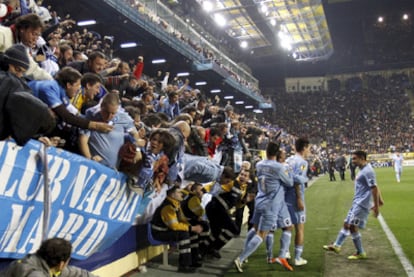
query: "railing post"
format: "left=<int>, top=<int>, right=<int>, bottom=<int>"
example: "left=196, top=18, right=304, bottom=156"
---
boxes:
left=39, top=144, right=50, bottom=241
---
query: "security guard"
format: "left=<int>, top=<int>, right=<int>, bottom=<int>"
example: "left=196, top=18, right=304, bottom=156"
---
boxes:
left=151, top=186, right=203, bottom=273
left=203, top=166, right=241, bottom=258
left=181, top=183, right=210, bottom=261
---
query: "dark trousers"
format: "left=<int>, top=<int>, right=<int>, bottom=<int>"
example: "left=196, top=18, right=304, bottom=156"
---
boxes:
left=234, top=206, right=245, bottom=236
left=338, top=167, right=345, bottom=180
left=350, top=166, right=356, bottom=180
left=205, top=197, right=239, bottom=251
left=329, top=170, right=336, bottom=181
left=246, top=200, right=255, bottom=230
left=189, top=220, right=210, bottom=260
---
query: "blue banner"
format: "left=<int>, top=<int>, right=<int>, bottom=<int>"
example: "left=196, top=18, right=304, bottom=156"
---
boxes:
left=0, top=140, right=142, bottom=260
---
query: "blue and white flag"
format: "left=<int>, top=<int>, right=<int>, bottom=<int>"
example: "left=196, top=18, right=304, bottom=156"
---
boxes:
left=0, top=140, right=143, bottom=260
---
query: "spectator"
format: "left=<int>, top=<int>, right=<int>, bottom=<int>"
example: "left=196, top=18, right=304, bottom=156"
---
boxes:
left=67, top=51, right=108, bottom=100
left=79, top=93, right=140, bottom=168
left=0, top=43, right=31, bottom=85
left=156, top=91, right=180, bottom=120
left=125, top=128, right=175, bottom=194
left=0, top=44, right=55, bottom=145
left=167, top=121, right=191, bottom=183
left=0, top=13, right=52, bottom=80
left=58, top=44, right=73, bottom=68
left=133, top=55, right=144, bottom=80
left=29, top=67, right=113, bottom=151
left=3, top=238, right=97, bottom=277
left=71, top=72, right=103, bottom=114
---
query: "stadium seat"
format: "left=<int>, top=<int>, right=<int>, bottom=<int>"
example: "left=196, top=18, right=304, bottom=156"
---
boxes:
left=146, top=223, right=174, bottom=267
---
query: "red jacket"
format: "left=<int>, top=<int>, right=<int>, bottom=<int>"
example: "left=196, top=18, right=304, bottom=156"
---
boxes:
left=133, top=61, right=144, bottom=80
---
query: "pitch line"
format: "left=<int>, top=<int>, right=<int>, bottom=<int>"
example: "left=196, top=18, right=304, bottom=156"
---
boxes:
left=378, top=214, right=414, bottom=277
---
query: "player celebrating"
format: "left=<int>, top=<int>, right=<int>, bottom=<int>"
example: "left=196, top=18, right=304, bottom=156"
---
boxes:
left=234, top=142, right=294, bottom=273
left=285, top=137, right=310, bottom=266
left=323, top=150, right=382, bottom=260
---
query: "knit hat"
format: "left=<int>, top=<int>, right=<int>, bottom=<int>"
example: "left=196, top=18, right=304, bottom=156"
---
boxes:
left=4, top=44, right=30, bottom=70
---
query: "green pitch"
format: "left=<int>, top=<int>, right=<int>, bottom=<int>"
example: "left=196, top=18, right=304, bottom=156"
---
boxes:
left=225, top=166, right=414, bottom=276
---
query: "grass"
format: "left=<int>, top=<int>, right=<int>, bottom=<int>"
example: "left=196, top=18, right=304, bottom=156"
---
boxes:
left=224, top=166, right=414, bottom=276
left=375, top=167, right=414, bottom=263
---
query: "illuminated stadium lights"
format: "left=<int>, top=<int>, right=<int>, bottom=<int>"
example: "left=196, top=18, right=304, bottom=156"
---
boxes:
left=260, top=4, right=268, bottom=15
left=278, top=31, right=293, bottom=51
left=210, top=89, right=221, bottom=93
left=240, top=40, right=248, bottom=48
left=255, top=0, right=333, bottom=62
left=202, top=1, right=213, bottom=12
left=195, top=81, right=207, bottom=86
left=235, top=101, right=244, bottom=104
left=378, top=16, right=384, bottom=23
left=403, top=13, right=409, bottom=20
left=253, top=109, right=263, bottom=113
left=223, top=96, right=234, bottom=99
left=77, top=20, right=96, bottom=26
left=214, top=13, right=227, bottom=27
left=194, top=0, right=272, bottom=51
left=120, top=42, right=137, bottom=48
left=176, top=72, right=190, bottom=77
left=151, top=59, right=166, bottom=64
left=280, top=40, right=292, bottom=51
left=245, top=105, right=253, bottom=109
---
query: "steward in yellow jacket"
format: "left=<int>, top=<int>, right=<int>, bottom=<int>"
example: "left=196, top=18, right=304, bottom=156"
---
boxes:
left=203, top=166, right=240, bottom=259
left=151, top=186, right=203, bottom=273
left=181, top=183, right=211, bottom=259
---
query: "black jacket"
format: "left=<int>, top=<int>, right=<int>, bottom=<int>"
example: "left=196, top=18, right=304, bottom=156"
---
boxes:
left=0, top=71, right=55, bottom=145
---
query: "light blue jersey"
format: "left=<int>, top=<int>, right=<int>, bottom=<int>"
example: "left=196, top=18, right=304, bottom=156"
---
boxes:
left=285, top=154, right=308, bottom=205
left=274, top=162, right=294, bottom=229
left=255, top=159, right=294, bottom=208
left=284, top=154, right=308, bottom=224
left=353, top=163, right=377, bottom=210
left=251, top=159, right=293, bottom=231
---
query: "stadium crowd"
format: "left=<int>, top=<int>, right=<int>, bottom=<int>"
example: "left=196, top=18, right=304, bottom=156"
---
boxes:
left=272, top=74, right=414, bottom=155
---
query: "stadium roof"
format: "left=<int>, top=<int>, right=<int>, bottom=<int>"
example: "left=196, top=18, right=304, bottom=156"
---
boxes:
left=169, top=0, right=333, bottom=62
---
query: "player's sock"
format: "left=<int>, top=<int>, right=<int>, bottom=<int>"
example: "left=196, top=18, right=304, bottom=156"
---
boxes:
left=265, top=233, right=274, bottom=259
left=279, top=231, right=292, bottom=258
left=243, top=228, right=256, bottom=251
left=239, top=234, right=263, bottom=262
left=334, top=228, right=350, bottom=247
left=295, top=245, right=304, bottom=260
left=351, top=232, right=364, bottom=254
